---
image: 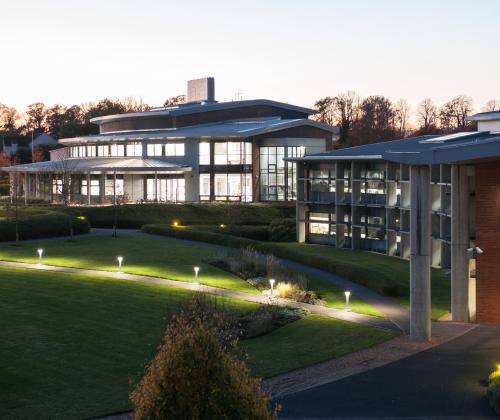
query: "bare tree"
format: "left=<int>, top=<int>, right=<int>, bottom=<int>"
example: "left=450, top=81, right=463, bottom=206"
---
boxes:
left=52, top=159, right=80, bottom=240
left=393, top=99, right=411, bottom=137
left=482, top=99, right=500, bottom=112
left=439, top=95, right=474, bottom=130
left=417, top=98, right=438, bottom=133
left=163, top=95, right=186, bottom=107
left=122, top=96, right=151, bottom=112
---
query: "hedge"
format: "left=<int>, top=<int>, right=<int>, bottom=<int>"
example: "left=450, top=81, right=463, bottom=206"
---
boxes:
left=63, top=203, right=295, bottom=229
left=0, top=184, right=9, bottom=196
left=0, top=212, right=91, bottom=241
left=142, top=224, right=406, bottom=298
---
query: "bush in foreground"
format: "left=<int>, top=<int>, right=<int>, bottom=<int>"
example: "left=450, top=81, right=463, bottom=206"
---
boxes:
left=131, top=295, right=278, bottom=420
left=488, top=366, right=500, bottom=414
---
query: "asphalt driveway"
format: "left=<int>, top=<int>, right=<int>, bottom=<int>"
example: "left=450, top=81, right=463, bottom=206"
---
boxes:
left=278, top=324, right=500, bottom=418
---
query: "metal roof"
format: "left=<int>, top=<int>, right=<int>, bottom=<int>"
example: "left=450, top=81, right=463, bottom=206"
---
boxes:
left=466, top=110, right=500, bottom=122
left=288, top=132, right=500, bottom=165
left=90, top=99, right=317, bottom=125
left=59, top=118, right=338, bottom=145
left=1, top=158, right=192, bottom=173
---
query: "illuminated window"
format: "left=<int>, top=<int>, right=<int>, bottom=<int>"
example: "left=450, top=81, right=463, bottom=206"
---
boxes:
left=126, top=142, right=142, bottom=157
left=87, top=145, right=96, bottom=157
left=105, top=175, right=124, bottom=195
left=199, top=174, right=211, bottom=200
left=97, top=145, right=110, bottom=157
left=164, top=143, right=185, bottom=156
left=81, top=177, right=100, bottom=196
left=147, top=144, right=163, bottom=157
left=199, top=142, right=210, bottom=164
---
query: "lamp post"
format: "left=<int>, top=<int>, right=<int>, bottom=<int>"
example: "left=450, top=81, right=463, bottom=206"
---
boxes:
left=37, top=248, right=43, bottom=264
left=269, top=278, right=275, bottom=296
left=194, top=266, right=200, bottom=285
left=344, top=290, right=351, bottom=310
left=117, top=256, right=123, bottom=272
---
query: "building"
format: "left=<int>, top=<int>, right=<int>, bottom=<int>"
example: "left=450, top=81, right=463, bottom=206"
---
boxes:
left=291, top=112, right=500, bottom=334
left=1, top=78, right=338, bottom=204
left=1, top=133, right=58, bottom=158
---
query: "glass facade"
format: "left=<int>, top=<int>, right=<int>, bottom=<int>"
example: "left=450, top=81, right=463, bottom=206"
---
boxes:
left=146, top=143, right=184, bottom=157
left=146, top=177, right=185, bottom=202
left=260, top=146, right=305, bottom=201
left=70, top=143, right=143, bottom=158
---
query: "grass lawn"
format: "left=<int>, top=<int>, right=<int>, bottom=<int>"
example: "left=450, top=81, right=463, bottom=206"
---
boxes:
left=143, top=225, right=451, bottom=320
left=242, top=314, right=396, bottom=378
left=0, top=235, right=258, bottom=294
left=0, top=267, right=395, bottom=419
left=276, top=243, right=450, bottom=320
left=0, top=235, right=381, bottom=316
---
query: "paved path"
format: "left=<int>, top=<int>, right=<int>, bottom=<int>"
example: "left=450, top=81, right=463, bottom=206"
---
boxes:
left=277, top=323, right=500, bottom=418
left=0, top=260, right=397, bottom=331
left=94, top=228, right=410, bottom=331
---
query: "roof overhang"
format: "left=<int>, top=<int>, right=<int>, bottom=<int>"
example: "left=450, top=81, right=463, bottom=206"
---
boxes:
left=382, top=137, right=500, bottom=165
left=90, top=99, right=318, bottom=125
left=286, top=154, right=381, bottom=162
left=466, top=111, right=500, bottom=122
left=1, top=158, right=192, bottom=174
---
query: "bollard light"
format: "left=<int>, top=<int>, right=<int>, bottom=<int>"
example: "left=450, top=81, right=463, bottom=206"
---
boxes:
left=344, top=290, right=351, bottom=309
left=194, top=266, right=200, bottom=284
left=117, top=256, right=123, bottom=272
left=37, top=249, right=44, bottom=264
left=269, top=278, right=275, bottom=296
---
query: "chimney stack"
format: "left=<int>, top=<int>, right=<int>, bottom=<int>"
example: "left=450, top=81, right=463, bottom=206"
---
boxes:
left=186, top=77, right=215, bottom=103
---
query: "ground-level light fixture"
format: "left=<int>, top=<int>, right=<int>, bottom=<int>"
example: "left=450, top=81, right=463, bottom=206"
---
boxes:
left=37, top=249, right=43, bottom=264
left=117, top=256, right=123, bottom=272
left=194, top=266, right=200, bottom=284
left=344, top=290, right=351, bottom=309
left=220, top=224, right=226, bottom=228
left=269, top=278, right=275, bottom=296
left=173, top=221, right=179, bottom=227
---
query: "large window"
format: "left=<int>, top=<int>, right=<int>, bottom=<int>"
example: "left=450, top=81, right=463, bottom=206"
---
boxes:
left=212, top=141, right=251, bottom=165
left=146, top=177, right=185, bottom=202
left=147, top=143, right=185, bottom=157
left=81, top=177, right=100, bottom=196
left=199, top=143, right=210, bottom=164
left=260, top=146, right=305, bottom=201
left=126, top=142, right=142, bottom=157
left=199, top=174, right=252, bottom=202
left=105, top=175, right=124, bottom=196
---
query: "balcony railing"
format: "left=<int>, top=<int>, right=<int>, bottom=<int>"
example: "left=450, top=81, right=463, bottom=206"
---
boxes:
left=357, top=193, right=387, bottom=206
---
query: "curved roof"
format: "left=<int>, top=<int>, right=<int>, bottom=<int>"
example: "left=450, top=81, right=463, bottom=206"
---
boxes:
left=1, top=158, right=192, bottom=173
left=59, top=118, right=338, bottom=145
left=466, top=110, right=500, bottom=121
left=90, top=99, right=317, bottom=125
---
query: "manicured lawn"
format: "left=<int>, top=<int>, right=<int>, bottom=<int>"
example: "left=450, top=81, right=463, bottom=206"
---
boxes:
left=143, top=225, right=451, bottom=320
left=0, top=235, right=382, bottom=316
left=242, top=314, right=397, bottom=378
left=0, top=267, right=394, bottom=419
left=0, top=235, right=258, bottom=294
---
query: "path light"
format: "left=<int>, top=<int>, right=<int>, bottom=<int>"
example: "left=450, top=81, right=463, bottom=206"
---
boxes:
left=37, top=249, right=43, bottom=264
left=173, top=221, right=179, bottom=227
left=117, top=256, right=123, bottom=272
left=344, top=291, right=351, bottom=309
left=220, top=224, right=226, bottom=228
left=194, top=266, right=200, bottom=284
left=269, top=279, right=275, bottom=296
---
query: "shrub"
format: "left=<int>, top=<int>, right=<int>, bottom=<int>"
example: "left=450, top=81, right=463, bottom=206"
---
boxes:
left=488, top=366, right=500, bottom=414
left=0, top=183, right=9, bottom=196
left=130, top=295, right=278, bottom=420
left=269, top=218, right=296, bottom=242
left=239, top=305, right=306, bottom=339
left=0, top=211, right=90, bottom=241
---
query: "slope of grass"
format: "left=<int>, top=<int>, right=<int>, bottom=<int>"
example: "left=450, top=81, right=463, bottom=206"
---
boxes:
left=0, top=267, right=394, bottom=419
left=242, top=314, right=396, bottom=378
left=143, top=224, right=450, bottom=320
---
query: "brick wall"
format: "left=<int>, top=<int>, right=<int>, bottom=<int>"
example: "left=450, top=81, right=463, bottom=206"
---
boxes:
left=475, top=161, right=500, bottom=323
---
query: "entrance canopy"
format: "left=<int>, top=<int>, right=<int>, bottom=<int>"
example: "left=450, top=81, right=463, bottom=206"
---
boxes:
left=1, top=158, right=192, bottom=174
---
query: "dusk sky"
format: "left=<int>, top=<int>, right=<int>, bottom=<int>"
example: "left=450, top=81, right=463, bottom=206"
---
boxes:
left=1, top=0, right=499, bottom=113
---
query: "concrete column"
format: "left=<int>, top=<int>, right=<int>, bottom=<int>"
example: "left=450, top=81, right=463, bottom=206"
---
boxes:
left=451, top=164, right=470, bottom=322
left=86, top=173, right=91, bottom=205
left=409, top=165, right=431, bottom=341
left=24, top=173, right=28, bottom=205
left=99, top=174, right=105, bottom=204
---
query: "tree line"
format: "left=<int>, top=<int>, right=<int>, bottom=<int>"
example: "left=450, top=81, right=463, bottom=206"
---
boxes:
left=1, top=92, right=498, bottom=148
left=0, top=95, right=186, bottom=140
left=313, top=94, right=500, bottom=147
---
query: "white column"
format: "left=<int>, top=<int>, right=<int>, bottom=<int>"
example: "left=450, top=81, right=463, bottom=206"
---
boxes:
left=87, top=173, right=91, bottom=205
left=451, top=164, right=470, bottom=322
left=154, top=171, right=158, bottom=202
left=409, top=165, right=431, bottom=341
left=113, top=172, right=117, bottom=205
left=24, top=173, right=28, bottom=205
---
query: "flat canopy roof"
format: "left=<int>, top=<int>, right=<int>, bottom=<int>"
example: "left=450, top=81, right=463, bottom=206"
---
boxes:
left=90, top=99, right=318, bottom=125
left=59, top=118, right=338, bottom=145
left=1, top=158, right=192, bottom=174
left=466, top=110, right=500, bottom=122
left=287, top=131, right=500, bottom=165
